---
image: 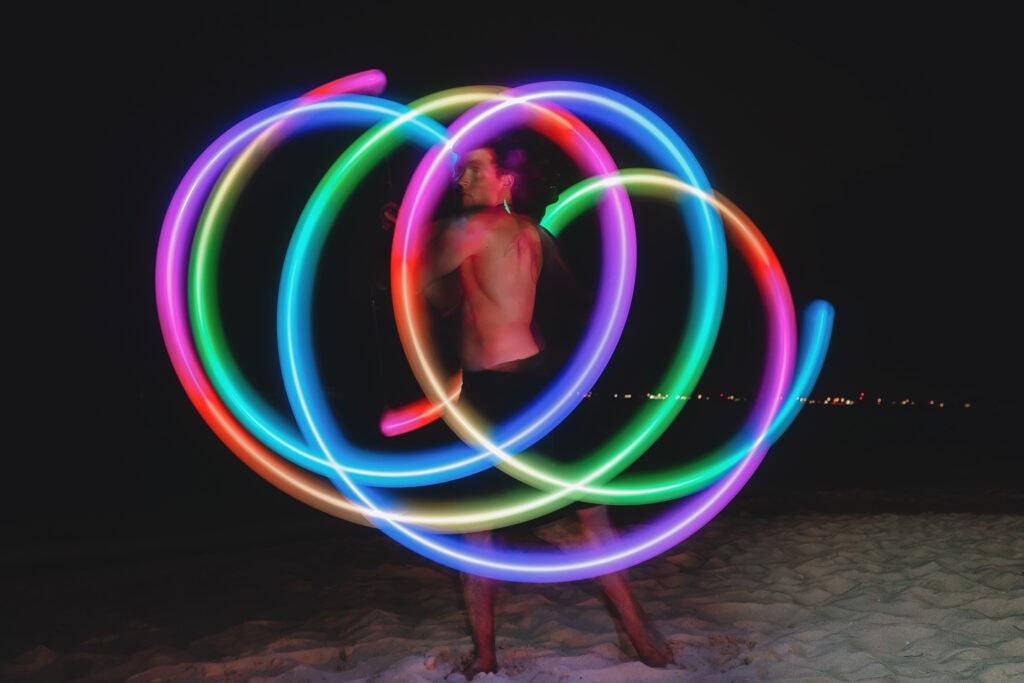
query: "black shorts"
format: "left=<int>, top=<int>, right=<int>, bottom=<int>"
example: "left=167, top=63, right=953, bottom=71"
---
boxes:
left=397, top=352, right=598, bottom=524
left=458, top=352, right=553, bottom=425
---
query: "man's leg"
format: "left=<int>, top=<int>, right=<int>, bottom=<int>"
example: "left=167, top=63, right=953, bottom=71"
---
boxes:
left=460, top=530, right=497, bottom=678
left=577, top=505, right=673, bottom=667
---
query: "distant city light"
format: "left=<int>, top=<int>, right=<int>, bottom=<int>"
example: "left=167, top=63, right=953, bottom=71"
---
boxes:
left=601, top=390, right=972, bottom=408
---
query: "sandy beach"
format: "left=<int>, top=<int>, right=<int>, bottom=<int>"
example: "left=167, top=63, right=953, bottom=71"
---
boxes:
left=5, top=488, right=1022, bottom=682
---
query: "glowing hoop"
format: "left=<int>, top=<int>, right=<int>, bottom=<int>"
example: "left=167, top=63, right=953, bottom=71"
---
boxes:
left=155, top=70, right=835, bottom=581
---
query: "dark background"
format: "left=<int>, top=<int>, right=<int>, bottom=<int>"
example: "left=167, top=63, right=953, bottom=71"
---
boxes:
left=10, top=1, right=1020, bottom=551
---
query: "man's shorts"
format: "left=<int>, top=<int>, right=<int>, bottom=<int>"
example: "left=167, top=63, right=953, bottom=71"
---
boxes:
left=458, top=352, right=553, bottom=425
left=398, top=351, right=595, bottom=526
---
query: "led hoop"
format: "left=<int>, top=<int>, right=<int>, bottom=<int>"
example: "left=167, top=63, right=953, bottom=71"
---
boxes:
left=157, top=71, right=836, bottom=581
left=185, top=83, right=790, bottom=550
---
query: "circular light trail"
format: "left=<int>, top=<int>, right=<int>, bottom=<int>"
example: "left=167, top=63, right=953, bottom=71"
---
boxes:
left=155, top=70, right=835, bottom=581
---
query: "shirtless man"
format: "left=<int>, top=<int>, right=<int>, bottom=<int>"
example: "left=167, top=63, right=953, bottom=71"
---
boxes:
left=419, top=140, right=672, bottom=679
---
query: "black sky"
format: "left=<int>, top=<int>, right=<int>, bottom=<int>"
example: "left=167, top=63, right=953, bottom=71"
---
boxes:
left=82, top=1, right=1015, bottom=403
left=12, top=1, right=1020, bottom=531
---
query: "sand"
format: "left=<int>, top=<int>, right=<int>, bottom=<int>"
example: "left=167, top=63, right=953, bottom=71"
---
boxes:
left=4, top=490, right=1022, bottom=682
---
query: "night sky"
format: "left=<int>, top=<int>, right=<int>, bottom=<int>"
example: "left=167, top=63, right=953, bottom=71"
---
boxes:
left=12, top=2, right=1019, bottom=538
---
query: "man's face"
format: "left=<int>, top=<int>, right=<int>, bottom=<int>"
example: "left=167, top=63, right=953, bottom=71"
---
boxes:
left=455, top=148, right=508, bottom=209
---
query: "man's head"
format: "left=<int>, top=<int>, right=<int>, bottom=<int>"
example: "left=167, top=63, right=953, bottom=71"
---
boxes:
left=453, top=133, right=564, bottom=221
left=454, top=146, right=514, bottom=211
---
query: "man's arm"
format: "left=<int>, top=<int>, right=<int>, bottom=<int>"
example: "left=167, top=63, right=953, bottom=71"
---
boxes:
left=419, top=216, right=487, bottom=313
left=422, top=269, right=462, bottom=316
left=418, top=220, right=458, bottom=314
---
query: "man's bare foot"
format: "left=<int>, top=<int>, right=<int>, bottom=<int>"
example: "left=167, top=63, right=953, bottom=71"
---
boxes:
left=628, top=620, right=673, bottom=667
left=461, top=655, right=497, bottom=680
left=634, top=637, right=673, bottom=667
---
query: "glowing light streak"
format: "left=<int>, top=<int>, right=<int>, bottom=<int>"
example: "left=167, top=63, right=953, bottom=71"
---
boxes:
left=155, top=70, right=835, bottom=580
